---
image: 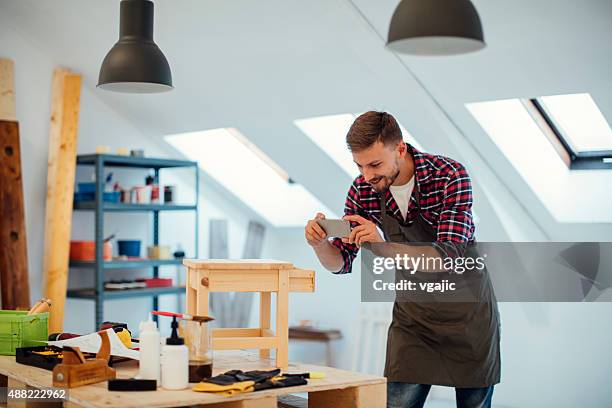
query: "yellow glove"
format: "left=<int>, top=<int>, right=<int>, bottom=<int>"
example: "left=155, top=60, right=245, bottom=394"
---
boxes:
left=192, top=380, right=255, bottom=396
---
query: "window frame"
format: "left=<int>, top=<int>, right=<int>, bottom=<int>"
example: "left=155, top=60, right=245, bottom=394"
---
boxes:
left=529, top=98, right=612, bottom=170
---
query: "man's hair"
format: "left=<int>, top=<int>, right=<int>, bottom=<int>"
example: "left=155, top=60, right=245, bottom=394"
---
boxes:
left=346, top=111, right=403, bottom=152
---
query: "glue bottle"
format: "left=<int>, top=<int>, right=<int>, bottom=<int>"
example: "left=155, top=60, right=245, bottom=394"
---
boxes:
left=138, top=316, right=160, bottom=385
left=161, top=316, right=188, bottom=390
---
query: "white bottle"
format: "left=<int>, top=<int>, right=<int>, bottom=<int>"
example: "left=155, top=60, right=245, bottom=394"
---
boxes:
left=138, top=317, right=161, bottom=385
left=161, top=316, right=189, bottom=390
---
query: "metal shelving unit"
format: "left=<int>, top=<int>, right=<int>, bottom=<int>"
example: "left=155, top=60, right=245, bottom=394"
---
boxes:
left=69, top=259, right=183, bottom=269
left=69, top=154, right=199, bottom=328
left=67, top=286, right=186, bottom=300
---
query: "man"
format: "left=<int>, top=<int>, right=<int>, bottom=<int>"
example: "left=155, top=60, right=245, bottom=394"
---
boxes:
left=305, top=112, right=500, bottom=408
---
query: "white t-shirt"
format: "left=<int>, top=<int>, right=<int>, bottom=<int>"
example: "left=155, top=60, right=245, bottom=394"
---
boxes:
left=389, top=176, right=415, bottom=221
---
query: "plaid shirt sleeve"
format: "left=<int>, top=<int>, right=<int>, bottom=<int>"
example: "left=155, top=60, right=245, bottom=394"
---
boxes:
left=329, top=181, right=362, bottom=274
left=432, top=165, right=475, bottom=259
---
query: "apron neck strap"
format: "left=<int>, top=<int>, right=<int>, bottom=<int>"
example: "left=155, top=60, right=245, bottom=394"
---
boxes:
left=380, top=177, right=421, bottom=216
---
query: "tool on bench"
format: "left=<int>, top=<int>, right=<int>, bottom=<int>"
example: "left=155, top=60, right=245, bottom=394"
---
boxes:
left=108, top=378, right=157, bottom=392
left=52, top=330, right=116, bottom=388
left=151, top=310, right=214, bottom=323
left=27, top=298, right=51, bottom=315
left=283, top=371, right=325, bottom=379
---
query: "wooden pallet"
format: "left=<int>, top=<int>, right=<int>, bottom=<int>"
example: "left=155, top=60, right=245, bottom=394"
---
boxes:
left=0, top=350, right=386, bottom=407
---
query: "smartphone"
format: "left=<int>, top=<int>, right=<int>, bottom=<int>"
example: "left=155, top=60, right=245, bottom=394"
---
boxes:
left=316, top=219, right=351, bottom=238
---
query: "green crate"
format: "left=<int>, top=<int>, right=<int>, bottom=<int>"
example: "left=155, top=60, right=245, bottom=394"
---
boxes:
left=0, top=310, right=49, bottom=355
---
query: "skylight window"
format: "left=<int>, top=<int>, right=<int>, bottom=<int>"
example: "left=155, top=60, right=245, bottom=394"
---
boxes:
left=466, top=99, right=565, bottom=179
left=537, top=93, right=612, bottom=153
left=165, top=128, right=337, bottom=227
left=468, top=93, right=612, bottom=170
left=467, top=96, right=612, bottom=222
left=294, top=113, right=423, bottom=178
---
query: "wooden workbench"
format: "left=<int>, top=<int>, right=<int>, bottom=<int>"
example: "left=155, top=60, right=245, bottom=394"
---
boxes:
left=0, top=350, right=386, bottom=407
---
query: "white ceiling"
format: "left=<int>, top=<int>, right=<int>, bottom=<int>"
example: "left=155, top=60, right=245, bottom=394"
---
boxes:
left=1, top=0, right=611, bottom=239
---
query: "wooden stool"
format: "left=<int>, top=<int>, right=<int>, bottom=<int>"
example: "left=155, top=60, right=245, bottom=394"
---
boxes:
left=184, top=259, right=315, bottom=369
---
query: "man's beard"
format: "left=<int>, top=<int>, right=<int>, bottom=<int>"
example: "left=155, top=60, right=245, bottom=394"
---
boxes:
left=369, top=166, right=400, bottom=193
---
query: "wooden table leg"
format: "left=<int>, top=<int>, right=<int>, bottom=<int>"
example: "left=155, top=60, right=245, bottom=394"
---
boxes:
left=259, top=292, right=271, bottom=359
left=197, top=270, right=210, bottom=316
left=186, top=272, right=197, bottom=316
left=308, top=382, right=387, bottom=408
left=276, top=270, right=289, bottom=369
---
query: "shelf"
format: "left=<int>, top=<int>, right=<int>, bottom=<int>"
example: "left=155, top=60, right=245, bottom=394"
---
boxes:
left=73, top=152, right=198, bottom=328
left=70, top=259, right=184, bottom=269
left=73, top=202, right=197, bottom=212
left=67, top=286, right=186, bottom=300
left=76, top=154, right=196, bottom=169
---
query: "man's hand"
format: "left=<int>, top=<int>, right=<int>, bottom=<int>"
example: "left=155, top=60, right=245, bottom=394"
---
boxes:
left=305, top=213, right=328, bottom=247
left=342, top=214, right=384, bottom=247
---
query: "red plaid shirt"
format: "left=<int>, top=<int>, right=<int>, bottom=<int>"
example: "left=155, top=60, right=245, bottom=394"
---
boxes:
left=331, top=143, right=475, bottom=274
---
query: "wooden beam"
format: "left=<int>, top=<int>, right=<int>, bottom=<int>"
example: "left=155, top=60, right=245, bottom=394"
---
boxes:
left=43, top=68, right=81, bottom=333
left=0, top=58, right=30, bottom=310
left=309, top=383, right=387, bottom=407
left=203, top=396, right=278, bottom=408
left=0, top=121, right=31, bottom=310
left=0, top=58, right=16, bottom=121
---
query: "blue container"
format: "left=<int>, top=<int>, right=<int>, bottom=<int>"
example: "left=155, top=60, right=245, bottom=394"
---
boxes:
left=73, top=191, right=120, bottom=204
left=78, top=182, right=96, bottom=193
left=117, top=240, right=141, bottom=257
left=104, top=192, right=120, bottom=203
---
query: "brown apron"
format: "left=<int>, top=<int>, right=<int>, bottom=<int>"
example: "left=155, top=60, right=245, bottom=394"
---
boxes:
left=381, top=187, right=501, bottom=388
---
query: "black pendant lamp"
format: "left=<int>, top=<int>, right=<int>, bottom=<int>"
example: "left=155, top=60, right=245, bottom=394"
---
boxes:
left=98, top=0, right=172, bottom=93
left=386, top=0, right=485, bottom=56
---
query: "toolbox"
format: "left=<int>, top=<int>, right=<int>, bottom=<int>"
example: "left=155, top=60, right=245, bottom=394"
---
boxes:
left=15, top=345, right=71, bottom=370
left=0, top=310, right=48, bottom=355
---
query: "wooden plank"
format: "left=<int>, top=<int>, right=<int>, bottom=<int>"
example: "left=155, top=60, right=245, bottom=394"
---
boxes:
left=0, top=58, right=16, bottom=121
left=186, top=281, right=197, bottom=317
left=288, top=269, right=315, bottom=292
left=196, top=270, right=210, bottom=317
left=183, top=259, right=294, bottom=270
left=197, top=269, right=314, bottom=293
left=0, top=121, right=31, bottom=309
left=259, top=292, right=271, bottom=359
left=212, top=336, right=278, bottom=350
left=276, top=270, right=289, bottom=369
left=43, top=69, right=81, bottom=333
left=213, top=328, right=262, bottom=338
left=0, top=351, right=386, bottom=408
left=308, top=382, right=387, bottom=408
left=0, top=59, right=29, bottom=310
left=207, top=270, right=279, bottom=293
left=202, top=396, right=277, bottom=408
